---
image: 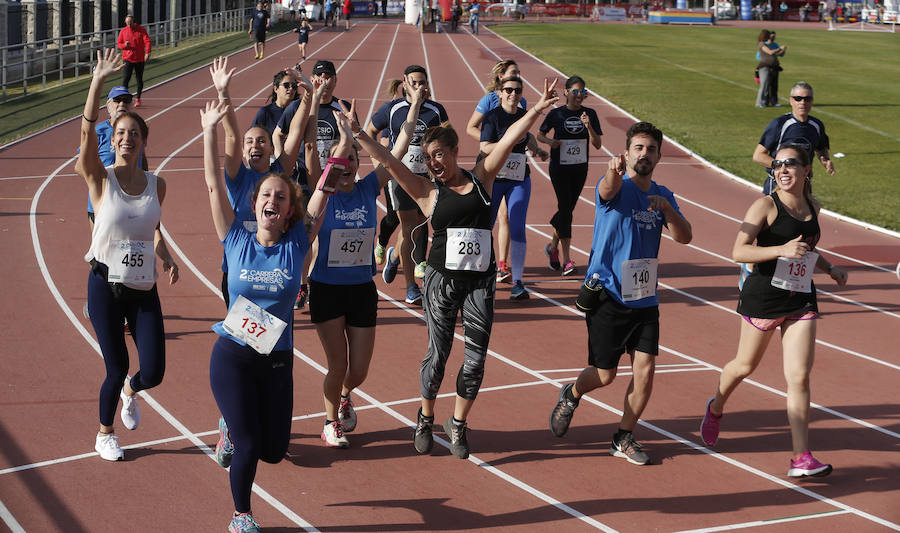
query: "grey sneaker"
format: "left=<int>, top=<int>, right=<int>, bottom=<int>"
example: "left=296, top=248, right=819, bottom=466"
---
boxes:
left=443, top=417, right=470, bottom=459
left=549, top=383, right=579, bottom=437
left=609, top=432, right=650, bottom=465
left=414, top=408, right=434, bottom=454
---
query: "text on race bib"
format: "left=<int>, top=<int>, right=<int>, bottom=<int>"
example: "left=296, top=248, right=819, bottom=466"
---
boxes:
left=497, top=152, right=526, bottom=181
left=771, top=252, right=818, bottom=293
left=620, top=258, right=658, bottom=302
left=106, top=239, right=154, bottom=284
left=327, top=227, right=375, bottom=267
left=222, top=295, right=288, bottom=355
left=403, top=145, right=428, bottom=174
left=445, top=228, right=491, bottom=272
left=560, top=139, right=588, bottom=165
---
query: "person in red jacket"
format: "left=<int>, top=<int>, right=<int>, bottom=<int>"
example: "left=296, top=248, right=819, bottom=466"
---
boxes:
left=116, top=14, right=151, bottom=107
left=342, top=0, right=353, bottom=30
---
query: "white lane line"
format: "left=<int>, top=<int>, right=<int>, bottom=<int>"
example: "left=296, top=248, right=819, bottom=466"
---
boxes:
left=481, top=27, right=900, bottom=242
left=0, top=499, right=26, bottom=533
left=673, top=509, right=853, bottom=532
left=361, top=24, right=401, bottom=129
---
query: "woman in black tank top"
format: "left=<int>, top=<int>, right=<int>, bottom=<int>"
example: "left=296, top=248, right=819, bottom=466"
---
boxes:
left=700, top=145, right=848, bottom=478
left=349, top=80, right=560, bottom=458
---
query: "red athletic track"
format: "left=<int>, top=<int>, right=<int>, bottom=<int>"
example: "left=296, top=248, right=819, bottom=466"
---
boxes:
left=1, top=19, right=898, bottom=533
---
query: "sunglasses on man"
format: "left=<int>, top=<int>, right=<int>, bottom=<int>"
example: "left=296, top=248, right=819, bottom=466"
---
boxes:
left=113, top=95, right=133, bottom=104
left=501, top=86, right=523, bottom=95
left=791, top=95, right=812, bottom=102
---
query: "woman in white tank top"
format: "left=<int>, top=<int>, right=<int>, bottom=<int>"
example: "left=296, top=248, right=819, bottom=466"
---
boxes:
left=76, top=48, right=179, bottom=462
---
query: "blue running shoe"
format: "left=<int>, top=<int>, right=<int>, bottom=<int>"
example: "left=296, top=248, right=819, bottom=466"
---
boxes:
left=405, top=284, right=423, bottom=305
left=228, top=512, right=260, bottom=533
left=382, top=246, right=399, bottom=284
left=510, top=280, right=529, bottom=300
left=215, top=417, right=234, bottom=468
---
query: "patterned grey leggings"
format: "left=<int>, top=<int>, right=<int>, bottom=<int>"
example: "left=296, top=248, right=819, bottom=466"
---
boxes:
left=420, top=266, right=495, bottom=400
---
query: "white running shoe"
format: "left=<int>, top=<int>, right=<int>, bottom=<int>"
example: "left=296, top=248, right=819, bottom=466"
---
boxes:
left=338, top=397, right=357, bottom=432
left=120, top=393, right=141, bottom=430
left=95, top=432, right=124, bottom=461
left=321, top=421, right=350, bottom=448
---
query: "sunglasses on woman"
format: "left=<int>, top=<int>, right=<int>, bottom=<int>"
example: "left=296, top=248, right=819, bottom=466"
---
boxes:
left=771, top=158, right=801, bottom=169
left=501, top=87, right=523, bottom=95
left=568, top=89, right=588, bottom=96
left=280, top=82, right=298, bottom=89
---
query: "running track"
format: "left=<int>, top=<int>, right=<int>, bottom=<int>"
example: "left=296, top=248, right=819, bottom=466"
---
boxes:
left=1, top=20, right=898, bottom=533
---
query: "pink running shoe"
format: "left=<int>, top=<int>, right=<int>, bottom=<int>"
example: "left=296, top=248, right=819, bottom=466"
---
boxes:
left=700, top=397, right=721, bottom=446
left=788, top=451, right=832, bottom=478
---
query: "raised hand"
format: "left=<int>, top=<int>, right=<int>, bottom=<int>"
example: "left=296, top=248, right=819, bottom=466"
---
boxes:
left=200, top=100, right=230, bottom=130
left=209, top=56, right=235, bottom=93
left=337, top=99, right=361, bottom=134
left=607, top=153, right=626, bottom=180
left=93, top=48, right=123, bottom=80
left=534, top=77, right=560, bottom=114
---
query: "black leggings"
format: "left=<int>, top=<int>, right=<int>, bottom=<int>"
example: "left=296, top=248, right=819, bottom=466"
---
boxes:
left=549, top=166, right=588, bottom=240
left=122, top=60, right=146, bottom=98
left=210, top=338, right=293, bottom=513
left=88, top=266, right=165, bottom=426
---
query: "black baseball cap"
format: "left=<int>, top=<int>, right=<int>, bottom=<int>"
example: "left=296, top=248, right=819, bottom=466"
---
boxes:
left=312, top=60, right=336, bottom=75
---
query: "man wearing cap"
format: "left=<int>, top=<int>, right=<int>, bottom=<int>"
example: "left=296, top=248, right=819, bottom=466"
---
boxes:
left=116, top=14, right=151, bottom=107
left=753, top=81, right=835, bottom=195
left=274, top=60, right=351, bottom=175
left=249, top=1, right=271, bottom=60
left=79, top=86, right=148, bottom=226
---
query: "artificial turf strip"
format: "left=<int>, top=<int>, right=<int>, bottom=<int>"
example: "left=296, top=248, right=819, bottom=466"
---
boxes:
left=493, top=23, right=900, bottom=231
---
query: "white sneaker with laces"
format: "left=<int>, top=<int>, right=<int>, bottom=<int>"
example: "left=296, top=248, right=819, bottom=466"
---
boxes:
left=95, top=432, right=124, bottom=461
left=120, top=393, right=141, bottom=430
left=321, top=421, right=350, bottom=448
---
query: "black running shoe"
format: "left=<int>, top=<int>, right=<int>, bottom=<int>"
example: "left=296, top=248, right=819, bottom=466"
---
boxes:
left=609, top=432, right=650, bottom=465
left=414, top=408, right=434, bottom=454
left=443, top=417, right=470, bottom=459
left=549, top=383, right=579, bottom=437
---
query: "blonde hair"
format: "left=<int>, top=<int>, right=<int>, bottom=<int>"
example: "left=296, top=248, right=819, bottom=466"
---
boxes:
left=486, top=60, right=519, bottom=93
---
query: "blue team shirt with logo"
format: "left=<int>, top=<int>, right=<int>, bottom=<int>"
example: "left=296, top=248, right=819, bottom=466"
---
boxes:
left=213, top=218, right=310, bottom=351
left=371, top=97, right=449, bottom=150
left=585, top=175, right=682, bottom=308
left=310, top=171, right=381, bottom=284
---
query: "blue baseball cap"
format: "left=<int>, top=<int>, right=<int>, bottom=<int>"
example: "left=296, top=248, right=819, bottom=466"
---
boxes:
left=107, top=86, right=132, bottom=100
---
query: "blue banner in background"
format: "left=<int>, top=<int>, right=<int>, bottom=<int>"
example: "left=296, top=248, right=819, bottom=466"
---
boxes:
left=741, top=0, right=752, bottom=20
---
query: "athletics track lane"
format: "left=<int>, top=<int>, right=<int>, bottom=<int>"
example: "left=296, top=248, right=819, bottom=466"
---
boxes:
left=0, top=20, right=897, bottom=532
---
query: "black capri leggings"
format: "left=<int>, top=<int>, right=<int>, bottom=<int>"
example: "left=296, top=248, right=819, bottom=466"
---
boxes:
left=121, top=60, right=146, bottom=98
left=549, top=165, right=588, bottom=240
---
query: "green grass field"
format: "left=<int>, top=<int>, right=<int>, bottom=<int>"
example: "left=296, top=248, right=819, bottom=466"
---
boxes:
left=0, top=27, right=292, bottom=146
left=493, top=23, right=900, bottom=231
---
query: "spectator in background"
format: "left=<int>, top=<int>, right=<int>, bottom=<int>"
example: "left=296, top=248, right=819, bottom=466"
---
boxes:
left=469, top=0, right=481, bottom=33
left=116, top=14, right=151, bottom=108
left=248, top=1, right=270, bottom=60
left=382, top=0, right=388, bottom=16
left=779, top=0, right=788, bottom=19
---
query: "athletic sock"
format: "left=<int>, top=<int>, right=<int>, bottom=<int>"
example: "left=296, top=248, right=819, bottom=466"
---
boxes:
left=613, top=429, right=632, bottom=444
left=451, top=416, right=465, bottom=426
left=510, top=240, right=527, bottom=282
left=325, top=419, right=334, bottom=425
left=565, top=385, right=579, bottom=404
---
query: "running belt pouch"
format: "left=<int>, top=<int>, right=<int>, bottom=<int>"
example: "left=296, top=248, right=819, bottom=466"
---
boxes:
left=575, top=281, right=606, bottom=312
left=91, top=259, right=150, bottom=303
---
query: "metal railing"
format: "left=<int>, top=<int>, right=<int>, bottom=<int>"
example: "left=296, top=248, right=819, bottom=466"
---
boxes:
left=1, top=8, right=249, bottom=103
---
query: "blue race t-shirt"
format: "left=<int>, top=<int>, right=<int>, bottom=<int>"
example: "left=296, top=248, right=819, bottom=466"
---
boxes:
left=252, top=102, right=288, bottom=136
left=225, top=161, right=285, bottom=232
left=585, top=175, right=682, bottom=308
left=758, top=113, right=829, bottom=156
left=475, top=92, right=527, bottom=115
left=310, top=171, right=381, bottom=284
left=371, top=98, right=449, bottom=149
left=213, top=218, right=310, bottom=352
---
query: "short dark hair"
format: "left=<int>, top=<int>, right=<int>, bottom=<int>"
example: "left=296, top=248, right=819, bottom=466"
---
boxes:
left=423, top=121, right=459, bottom=151
left=565, top=75, right=585, bottom=90
left=499, top=76, right=523, bottom=88
left=404, top=64, right=427, bottom=78
left=625, top=122, right=662, bottom=151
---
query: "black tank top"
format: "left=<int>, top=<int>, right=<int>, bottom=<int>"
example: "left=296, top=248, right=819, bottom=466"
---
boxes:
left=737, top=192, right=820, bottom=318
left=427, top=169, right=496, bottom=280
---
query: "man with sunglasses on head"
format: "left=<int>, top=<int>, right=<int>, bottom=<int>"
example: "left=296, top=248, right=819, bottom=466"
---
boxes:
left=753, top=81, right=834, bottom=196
